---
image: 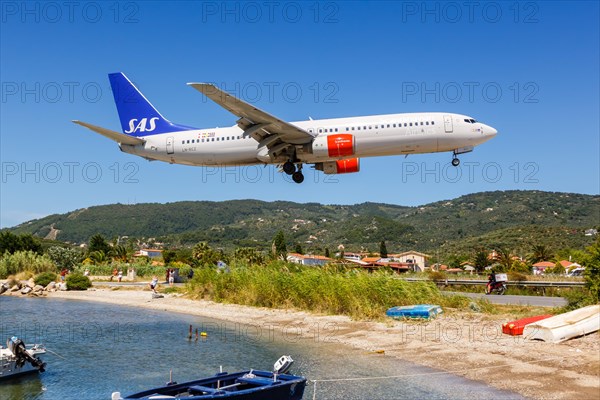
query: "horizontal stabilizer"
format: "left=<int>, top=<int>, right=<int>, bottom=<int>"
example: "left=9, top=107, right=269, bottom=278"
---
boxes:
left=72, top=120, right=145, bottom=145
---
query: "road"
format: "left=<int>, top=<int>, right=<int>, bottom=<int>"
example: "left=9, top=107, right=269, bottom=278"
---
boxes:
left=443, top=291, right=567, bottom=307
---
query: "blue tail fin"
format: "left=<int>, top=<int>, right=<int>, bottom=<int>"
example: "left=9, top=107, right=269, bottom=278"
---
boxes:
left=109, top=72, right=195, bottom=136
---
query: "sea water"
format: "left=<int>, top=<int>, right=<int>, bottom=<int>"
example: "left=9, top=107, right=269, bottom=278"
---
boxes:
left=0, top=296, right=524, bottom=399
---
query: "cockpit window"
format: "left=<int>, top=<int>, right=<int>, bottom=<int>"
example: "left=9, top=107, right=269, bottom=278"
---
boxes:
left=464, top=118, right=478, bottom=124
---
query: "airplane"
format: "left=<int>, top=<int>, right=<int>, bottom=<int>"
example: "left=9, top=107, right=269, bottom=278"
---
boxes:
left=73, top=73, right=497, bottom=184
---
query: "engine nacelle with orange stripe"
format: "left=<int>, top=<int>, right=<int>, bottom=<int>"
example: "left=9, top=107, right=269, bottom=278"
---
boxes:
left=315, top=158, right=360, bottom=174
left=311, top=134, right=355, bottom=158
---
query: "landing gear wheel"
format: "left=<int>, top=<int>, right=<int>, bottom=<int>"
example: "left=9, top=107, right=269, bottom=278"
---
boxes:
left=292, top=171, right=304, bottom=184
left=451, top=157, right=460, bottom=167
left=283, top=161, right=296, bottom=175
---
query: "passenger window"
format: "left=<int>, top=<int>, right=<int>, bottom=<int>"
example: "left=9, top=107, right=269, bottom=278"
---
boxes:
left=409, top=123, right=413, bottom=127
left=420, top=122, right=423, bottom=125
left=186, top=140, right=190, bottom=144
left=432, top=121, right=435, bottom=125
left=319, top=129, right=322, bottom=133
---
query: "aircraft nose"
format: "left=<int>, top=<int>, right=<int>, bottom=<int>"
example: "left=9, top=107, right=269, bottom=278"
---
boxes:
left=483, top=124, right=497, bottom=137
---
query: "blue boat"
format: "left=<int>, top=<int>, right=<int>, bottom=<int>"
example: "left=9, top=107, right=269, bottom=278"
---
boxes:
left=386, top=304, right=443, bottom=319
left=113, top=356, right=306, bottom=400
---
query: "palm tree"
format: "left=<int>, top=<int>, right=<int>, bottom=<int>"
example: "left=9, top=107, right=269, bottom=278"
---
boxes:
left=112, top=245, right=130, bottom=263
left=528, top=244, right=553, bottom=264
left=472, top=248, right=489, bottom=273
left=496, top=247, right=513, bottom=271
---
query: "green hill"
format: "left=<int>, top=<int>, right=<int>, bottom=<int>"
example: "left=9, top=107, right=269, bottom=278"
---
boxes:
left=8, top=191, right=599, bottom=256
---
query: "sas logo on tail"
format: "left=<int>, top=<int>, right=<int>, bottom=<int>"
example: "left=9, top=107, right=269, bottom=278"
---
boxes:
left=125, top=117, right=160, bottom=134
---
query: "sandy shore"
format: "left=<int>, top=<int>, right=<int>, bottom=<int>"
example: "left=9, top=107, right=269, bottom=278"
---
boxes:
left=43, top=288, right=599, bottom=399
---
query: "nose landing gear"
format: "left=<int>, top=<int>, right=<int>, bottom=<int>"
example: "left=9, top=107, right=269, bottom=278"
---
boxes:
left=451, top=157, right=460, bottom=167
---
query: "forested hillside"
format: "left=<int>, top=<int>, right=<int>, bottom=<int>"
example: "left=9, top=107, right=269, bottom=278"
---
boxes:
left=9, top=191, right=599, bottom=255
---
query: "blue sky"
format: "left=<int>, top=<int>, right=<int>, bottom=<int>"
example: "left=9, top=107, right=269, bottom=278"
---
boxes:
left=1, top=1, right=599, bottom=228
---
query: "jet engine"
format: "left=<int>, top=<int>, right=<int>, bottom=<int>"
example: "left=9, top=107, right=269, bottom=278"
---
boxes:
left=315, top=158, right=360, bottom=174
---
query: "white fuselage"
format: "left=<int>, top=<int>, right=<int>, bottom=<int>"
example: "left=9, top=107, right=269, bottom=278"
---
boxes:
left=121, top=112, right=496, bottom=166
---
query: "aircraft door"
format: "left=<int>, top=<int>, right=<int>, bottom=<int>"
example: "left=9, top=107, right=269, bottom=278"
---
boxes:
left=166, top=136, right=174, bottom=154
left=443, top=115, right=453, bottom=133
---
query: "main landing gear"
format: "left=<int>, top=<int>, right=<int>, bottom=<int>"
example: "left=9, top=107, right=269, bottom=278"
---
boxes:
left=282, top=161, right=304, bottom=183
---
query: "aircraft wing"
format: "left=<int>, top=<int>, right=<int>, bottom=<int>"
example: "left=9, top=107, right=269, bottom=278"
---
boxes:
left=72, top=120, right=146, bottom=145
left=187, top=83, right=315, bottom=146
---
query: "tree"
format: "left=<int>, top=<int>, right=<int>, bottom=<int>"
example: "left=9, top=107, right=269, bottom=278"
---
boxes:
left=162, top=249, right=177, bottom=265
left=379, top=241, right=388, bottom=258
left=89, top=234, right=110, bottom=255
left=192, top=242, right=219, bottom=266
left=496, top=247, right=514, bottom=271
left=272, top=231, right=287, bottom=260
left=112, top=245, right=130, bottom=263
left=0, top=232, right=42, bottom=255
left=89, top=250, right=108, bottom=265
left=46, top=246, right=81, bottom=269
left=233, top=247, right=264, bottom=266
left=528, top=244, right=553, bottom=264
left=473, top=248, right=489, bottom=273
left=294, top=243, right=303, bottom=254
left=584, top=238, right=600, bottom=301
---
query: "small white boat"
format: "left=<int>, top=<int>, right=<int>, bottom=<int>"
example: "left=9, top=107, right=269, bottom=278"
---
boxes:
left=0, top=337, right=46, bottom=380
left=523, top=304, right=600, bottom=343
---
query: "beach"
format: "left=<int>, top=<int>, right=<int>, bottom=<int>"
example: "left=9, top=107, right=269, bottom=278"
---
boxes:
left=45, top=288, right=599, bottom=400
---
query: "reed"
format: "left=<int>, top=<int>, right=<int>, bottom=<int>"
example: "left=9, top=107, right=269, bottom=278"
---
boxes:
left=186, top=261, right=459, bottom=320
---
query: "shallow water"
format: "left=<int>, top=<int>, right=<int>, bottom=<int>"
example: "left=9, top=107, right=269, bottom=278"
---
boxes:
left=0, top=296, right=524, bottom=399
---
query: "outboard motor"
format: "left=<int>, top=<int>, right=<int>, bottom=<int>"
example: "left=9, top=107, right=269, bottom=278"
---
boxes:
left=273, top=355, right=294, bottom=375
left=8, top=337, right=46, bottom=372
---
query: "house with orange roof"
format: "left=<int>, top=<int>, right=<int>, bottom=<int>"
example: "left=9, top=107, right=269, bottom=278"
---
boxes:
left=532, top=261, right=554, bottom=275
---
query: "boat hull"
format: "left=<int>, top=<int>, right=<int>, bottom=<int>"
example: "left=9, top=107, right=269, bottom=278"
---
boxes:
left=0, top=360, right=41, bottom=380
left=123, top=370, right=306, bottom=400
left=523, top=305, right=600, bottom=343
left=386, top=304, right=443, bottom=319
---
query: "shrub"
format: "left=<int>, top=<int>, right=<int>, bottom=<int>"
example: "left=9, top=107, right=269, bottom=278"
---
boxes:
left=508, top=272, right=528, bottom=282
left=66, top=273, right=92, bottom=290
left=35, top=272, right=57, bottom=287
left=6, top=275, right=20, bottom=289
left=562, top=289, right=597, bottom=311
left=428, top=271, right=447, bottom=281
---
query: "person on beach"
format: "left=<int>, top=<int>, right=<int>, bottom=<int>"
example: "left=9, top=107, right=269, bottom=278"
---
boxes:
left=60, top=268, right=68, bottom=282
left=148, top=276, right=159, bottom=293
left=110, top=268, right=118, bottom=281
left=117, top=270, right=123, bottom=282
left=168, top=269, right=174, bottom=287
left=84, top=269, right=90, bottom=277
